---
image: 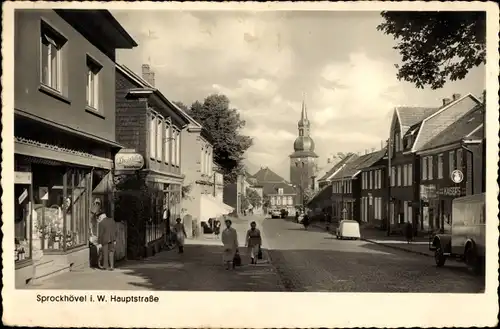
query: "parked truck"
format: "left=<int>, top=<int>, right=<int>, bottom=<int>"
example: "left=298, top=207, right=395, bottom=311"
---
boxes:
left=430, top=193, right=485, bottom=274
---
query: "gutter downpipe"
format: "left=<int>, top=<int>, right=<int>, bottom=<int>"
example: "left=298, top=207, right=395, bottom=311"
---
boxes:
left=387, top=138, right=392, bottom=236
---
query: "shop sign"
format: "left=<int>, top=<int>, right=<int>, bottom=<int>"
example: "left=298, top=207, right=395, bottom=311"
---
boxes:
left=436, top=186, right=465, bottom=197
left=419, top=184, right=437, bottom=200
left=451, top=169, right=464, bottom=184
left=15, top=171, right=32, bottom=184
left=115, top=151, right=144, bottom=171
left=18, top=189, right=28, bottom=204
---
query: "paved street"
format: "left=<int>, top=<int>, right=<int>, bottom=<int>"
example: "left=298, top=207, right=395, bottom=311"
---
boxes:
left=28, top=215, right=484, bottom=292
left=263, top=217, right=485, bottom=293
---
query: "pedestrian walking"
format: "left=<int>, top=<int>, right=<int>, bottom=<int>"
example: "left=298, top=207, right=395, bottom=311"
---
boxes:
left=302, top=213, right=310, bottom=230
left=222, top=219, right=239, bottom=270
left=405, top=221, right=414, bottom=244
left=245, top=221, right=262, bottom=264
left=173, top=218, right=187, bottom=253
left=97, top=212, right=117, bottom=271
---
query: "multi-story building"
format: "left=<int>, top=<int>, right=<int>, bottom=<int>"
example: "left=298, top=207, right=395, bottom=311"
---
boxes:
left=396, top=93, right=481, bottom=232
left=251, top=167, right=297, bottom=215
left=416, top=103, right=484, bottom=232
left=13, top=9, right=137, bottom=285
left=115, top=63, right=191, bottom=256
left=358, top=149, right=387, bottom=227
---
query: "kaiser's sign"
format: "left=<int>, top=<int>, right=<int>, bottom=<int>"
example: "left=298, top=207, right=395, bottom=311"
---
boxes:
left=115, top=149, right=144, bottom=171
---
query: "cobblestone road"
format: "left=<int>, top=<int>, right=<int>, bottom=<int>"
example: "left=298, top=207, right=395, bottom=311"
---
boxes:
left=263, top=217, right=485, bottom=293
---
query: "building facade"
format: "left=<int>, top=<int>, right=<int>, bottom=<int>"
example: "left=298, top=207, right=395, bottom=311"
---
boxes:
left=359, top=149, right=387, bottom=227
left=13, top=9, right=136, bottom=285
left=251, top=167, right=297, bottom=215
left=289, top=99, right=318, bottom=205
left=416, top=103, right=484, bottom=233
left=114, top=63, right=190, bottom=256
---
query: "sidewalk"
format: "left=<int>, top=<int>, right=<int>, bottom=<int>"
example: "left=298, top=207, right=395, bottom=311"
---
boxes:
left=28, top=216, right=280, bottom=291
left=311, top=221, right=434, bottom=257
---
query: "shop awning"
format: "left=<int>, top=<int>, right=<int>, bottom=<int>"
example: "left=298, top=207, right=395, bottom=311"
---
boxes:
left=200, top=194, right=234, bottom=221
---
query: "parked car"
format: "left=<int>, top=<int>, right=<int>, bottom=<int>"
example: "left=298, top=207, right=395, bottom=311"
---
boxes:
left=430, top=193, right=485, bottom=274
left=270, top=209, right=281, bottom=219
left=336, top=220, right=361, bottom=240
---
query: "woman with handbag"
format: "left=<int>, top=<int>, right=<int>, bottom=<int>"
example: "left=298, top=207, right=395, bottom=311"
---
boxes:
left=246, top=221, right=263, bottom=265
left=222, top=219, right=239, bottom=270
left=173, top=218, right=187, bottom=254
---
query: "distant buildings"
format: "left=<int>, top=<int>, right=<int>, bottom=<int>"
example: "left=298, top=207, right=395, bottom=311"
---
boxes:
left=307, top=93, right=485, bottom=235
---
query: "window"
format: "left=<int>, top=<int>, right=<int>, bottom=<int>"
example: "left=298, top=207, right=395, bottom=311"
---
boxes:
left=397, top=166, right=402, bottom=186
left=437, top=154, right=444, bottom=179
left=200, top=146, right=205, bottom=173
left=422, top=157, right=427, bottom=181
left=378, top=170, right=382, bottom=189
left=391, top=166, right=396, bottom=186
left=156, top=118, right=163, bottom=161
left=40, top=23, right=65, bottom=92
left=403, top=165, right=407, bottom=186
left=175, top=129, right=181, bottom=167
left=278, top=188, right=283, bottom=195
left=276, top=197, right=281, bottom=205
left=86, top=56, right=102, bottom=110
left=428, top=156, right=434, bottom=180
left=287, top=196, right=293, bottom=205
left=149, top=114, right=156, bottom=159
left=449, top=150, right=456, bottom=176
left=361, top=172, right=365, bottom=189
left=456, top=149, right=463, bottom=171
left=164, top=123, right=171, bottom=164
left=271, top=196, right=276, bottom=205
left=369, top=171, right=373, bottom=189
left=408, top=164, right=413, bottom=186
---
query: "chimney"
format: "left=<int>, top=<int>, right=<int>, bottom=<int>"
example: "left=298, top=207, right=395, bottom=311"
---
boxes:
left=371, top=147, right=375, bottom=153
left=452, top=93, right=461, bottom=101
left=442, top=98, right=451, bottom=106
left=327, top=158, right=331, bottom=164
left=141, top=64, right=155, bottom=87
left=365, top=149, right=368, bottom=155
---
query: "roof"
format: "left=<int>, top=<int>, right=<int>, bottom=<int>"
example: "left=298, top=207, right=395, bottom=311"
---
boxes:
left=418, top=104, right=485, bottom=152
left=356, top=148, right=387, bottom=171
left=307, top=184, right=332, bottom=206
left=331, top=151, right=382, bottom=180
left=116, top=63, right=191, bottom=126
left=260, top=181, right=296, bottom=196
left=395, top=106, right=439, bottom=135
left=252, top=167, right=288, bottom=183
left=318, top=153, right=358, bottom=181
left=55, top=10, right=138, bottom=49
left=411, top=94, right=481, bottom=152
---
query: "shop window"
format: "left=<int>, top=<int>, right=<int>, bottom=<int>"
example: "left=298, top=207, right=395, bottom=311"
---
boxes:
left=86, top=56, right=102, bottom=110
left=40, top=21, right=66, bottom=92
left=31, top=165, right=90, bottom=252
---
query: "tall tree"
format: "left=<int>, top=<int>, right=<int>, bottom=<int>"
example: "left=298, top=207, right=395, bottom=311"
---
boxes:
left=245, top=187, right=262, bottom=209
left=188, top=94, right=253, bottom=183
left=378, top=11, right=486, bottom=89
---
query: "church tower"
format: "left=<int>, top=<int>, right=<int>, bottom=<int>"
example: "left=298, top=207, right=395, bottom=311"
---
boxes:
left=289, top=95, right=318, bottom=204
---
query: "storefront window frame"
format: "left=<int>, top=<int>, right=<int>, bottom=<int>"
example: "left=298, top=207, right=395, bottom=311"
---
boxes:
left=14, top=180, right=34, bottom=265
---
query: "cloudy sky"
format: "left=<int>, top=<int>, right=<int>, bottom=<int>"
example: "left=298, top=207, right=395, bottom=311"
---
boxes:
left=112, top=10, right=485, bottom=179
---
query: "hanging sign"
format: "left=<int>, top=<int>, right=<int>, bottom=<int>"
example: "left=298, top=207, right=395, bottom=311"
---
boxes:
left=450, top=170, right=464, bottom=184
left=18, top=189, right=28, bottom=204
left=115, top=150, right=144, bottom=171
left=39, top=186, right=49, bottom=200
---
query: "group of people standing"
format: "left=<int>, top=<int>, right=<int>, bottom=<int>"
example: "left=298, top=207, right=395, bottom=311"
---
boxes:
left=89, top=198, right=118, bottom=271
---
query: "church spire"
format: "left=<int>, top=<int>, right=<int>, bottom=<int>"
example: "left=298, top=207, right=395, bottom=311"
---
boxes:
left=298, top=92, right=310, bottom=128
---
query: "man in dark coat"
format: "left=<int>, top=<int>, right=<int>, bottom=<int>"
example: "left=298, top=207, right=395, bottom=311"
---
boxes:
left=98, top=213, right=117, bottom=270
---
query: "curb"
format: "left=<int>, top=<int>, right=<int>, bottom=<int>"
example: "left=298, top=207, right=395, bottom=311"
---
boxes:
left=361, top=238, right=433, bottom=257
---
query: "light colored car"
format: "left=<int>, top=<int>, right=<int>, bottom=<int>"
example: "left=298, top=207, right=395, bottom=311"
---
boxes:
left=270, top=210, right=281, bottom=218
left=336, top=220, right=361, bottom=240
